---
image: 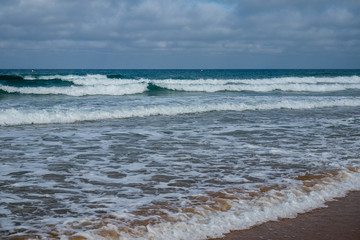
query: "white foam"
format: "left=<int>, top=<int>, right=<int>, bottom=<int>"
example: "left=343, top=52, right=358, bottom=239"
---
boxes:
left=79, top=168, right=360, bottom=240
left=147, top=76, right=360, bottom=93
left=157, top=82, right=359, bottom=92
left=1, top=98, right=360, bottom=126
left=24, top=74, right=107, bottom=81
left=16, top=75, right=360, bottom=94
left=61, top=75, right=143, bottom=86
left=24, top=74, right=140, bottom=86
left=0, top=83, right=148, bottom=96
left=234, top=76, right=360, bottom=85
left=24, top=74, right=360, bottom=84
left=154, top=76, right=360, bottom=85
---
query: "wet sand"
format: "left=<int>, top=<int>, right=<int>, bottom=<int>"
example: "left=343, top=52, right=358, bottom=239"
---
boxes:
left=210, top=191, right=360, bottom=240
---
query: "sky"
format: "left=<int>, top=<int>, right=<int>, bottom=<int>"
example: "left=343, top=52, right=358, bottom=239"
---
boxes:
left=0, top=0, right=359, bottom=69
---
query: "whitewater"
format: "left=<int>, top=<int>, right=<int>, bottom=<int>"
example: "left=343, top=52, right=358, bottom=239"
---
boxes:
left=1, top=69, right=360, bottom=239
left=1, top=74, right=360, bottom=96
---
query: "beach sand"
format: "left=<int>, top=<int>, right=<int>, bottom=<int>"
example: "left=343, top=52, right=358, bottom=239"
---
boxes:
left=210, top=191, right=360, bottom=240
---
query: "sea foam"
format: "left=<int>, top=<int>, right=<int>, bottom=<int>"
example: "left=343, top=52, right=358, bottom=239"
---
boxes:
left=1, top=75, right=359, bottom=96
left=55, top=168, right=360, bottom=240
left=0, top=83, right=148, bottom=96
left=1, top=98, right=360, bottom=126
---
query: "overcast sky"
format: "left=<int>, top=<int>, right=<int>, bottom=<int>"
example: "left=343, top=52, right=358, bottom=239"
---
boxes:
left=1, top=0, right=359, bottom=69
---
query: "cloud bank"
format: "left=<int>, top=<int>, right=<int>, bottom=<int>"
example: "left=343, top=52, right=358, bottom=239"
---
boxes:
left=0, top=0, right=359, bottom=68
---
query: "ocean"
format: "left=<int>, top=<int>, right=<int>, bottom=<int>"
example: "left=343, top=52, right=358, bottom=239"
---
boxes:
left=1, top=69, right=360, bottom=239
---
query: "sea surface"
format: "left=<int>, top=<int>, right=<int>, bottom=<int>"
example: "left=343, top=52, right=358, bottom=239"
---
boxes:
left=1, top=69, right=360, bottom=239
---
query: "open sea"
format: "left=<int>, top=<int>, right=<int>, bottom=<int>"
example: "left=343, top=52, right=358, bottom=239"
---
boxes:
left=1, top=69, right=360, bottom=240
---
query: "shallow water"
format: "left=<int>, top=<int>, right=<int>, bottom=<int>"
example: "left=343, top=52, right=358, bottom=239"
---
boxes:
left=1, top=69, right=360, bottom=239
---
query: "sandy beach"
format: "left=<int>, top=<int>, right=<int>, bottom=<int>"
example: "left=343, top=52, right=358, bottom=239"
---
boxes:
left=210, top=191, right=360, bottom=240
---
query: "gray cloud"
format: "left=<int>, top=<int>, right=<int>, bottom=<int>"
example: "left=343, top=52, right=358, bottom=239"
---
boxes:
left=0, top=0, right=359, bottom=68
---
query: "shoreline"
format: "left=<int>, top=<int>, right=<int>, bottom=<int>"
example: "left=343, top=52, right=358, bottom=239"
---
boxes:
left=210, top=191, right=360, bottom=240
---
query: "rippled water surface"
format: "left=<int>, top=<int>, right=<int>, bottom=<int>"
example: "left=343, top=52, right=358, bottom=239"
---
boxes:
left=1, top=69, right=360, bottom=239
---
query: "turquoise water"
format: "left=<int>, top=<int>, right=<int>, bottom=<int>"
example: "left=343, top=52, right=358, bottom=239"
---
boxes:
left=1, top=69, right=360, bottom=239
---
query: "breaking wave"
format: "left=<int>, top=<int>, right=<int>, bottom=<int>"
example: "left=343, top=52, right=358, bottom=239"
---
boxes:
left=3, top=167, right=360, bottom=239
left=1, top=98, right=360, bottom=126
left=0, top=74, right=359, bottom=96
left=72, top=167, right=360, bottom=240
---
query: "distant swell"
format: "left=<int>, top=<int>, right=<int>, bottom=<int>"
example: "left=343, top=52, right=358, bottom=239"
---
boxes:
left=106, top=74, right=124, bottom=79
left=0, top=75, right=24, bottom=81
left=0, top=74, right=359, bottom=96
left=1, top=98, right=360, bottom=126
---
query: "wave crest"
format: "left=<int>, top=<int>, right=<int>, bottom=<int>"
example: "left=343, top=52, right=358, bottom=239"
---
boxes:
left=2, top=98, right=360, bottom=126
left=0, top=75, right=359, bottom=96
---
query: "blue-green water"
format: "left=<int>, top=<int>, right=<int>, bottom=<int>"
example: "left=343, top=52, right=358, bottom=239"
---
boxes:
left=1, top=69, right=360, bottom=239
